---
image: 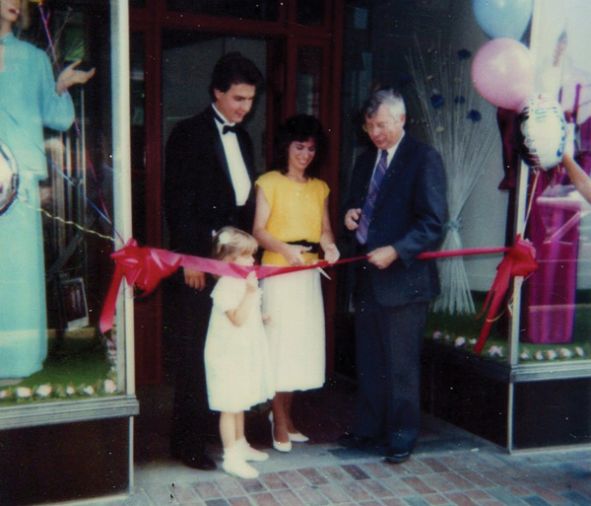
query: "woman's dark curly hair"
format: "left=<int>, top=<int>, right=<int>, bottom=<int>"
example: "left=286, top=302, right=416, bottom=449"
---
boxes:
left=271, top=114, right=327, bottom=178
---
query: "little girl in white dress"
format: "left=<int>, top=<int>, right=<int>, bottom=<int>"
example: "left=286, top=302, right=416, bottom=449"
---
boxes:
left=204, top=226, right=274, bottom=479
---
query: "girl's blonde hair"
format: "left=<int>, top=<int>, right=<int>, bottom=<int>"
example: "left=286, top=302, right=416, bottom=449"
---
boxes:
left=212, top=226, right=258, bottom=261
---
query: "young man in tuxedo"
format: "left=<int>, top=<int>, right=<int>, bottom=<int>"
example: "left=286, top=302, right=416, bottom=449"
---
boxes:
left=164, top=52, right=263, bottom=470
left=340, top=88, right=447, bottom=464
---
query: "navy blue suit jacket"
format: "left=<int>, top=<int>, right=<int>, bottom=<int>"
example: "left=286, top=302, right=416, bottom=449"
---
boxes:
left=346, top=133, right=448, bottom=307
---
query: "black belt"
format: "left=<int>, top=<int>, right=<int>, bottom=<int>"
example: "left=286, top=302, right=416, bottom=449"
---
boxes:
left=286, top=240, right=320, bottom=254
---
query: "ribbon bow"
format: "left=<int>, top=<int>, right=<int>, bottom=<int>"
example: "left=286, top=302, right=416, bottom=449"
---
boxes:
left=473, top=236, right=538, bottom=354
left=99, top=240, right=182, bottom=333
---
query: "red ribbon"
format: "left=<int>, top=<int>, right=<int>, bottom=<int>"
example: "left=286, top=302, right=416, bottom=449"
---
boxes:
left=99, top=237, right=538, bottom=354
left=472, top=236, right=538, bottom=354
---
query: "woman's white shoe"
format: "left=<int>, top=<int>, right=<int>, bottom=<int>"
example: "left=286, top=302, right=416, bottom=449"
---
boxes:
left=288, top=431, right=309, bottom=443
left=269, top=412, right=293, bottom=452
left=268, top=412, right=309, bottom=444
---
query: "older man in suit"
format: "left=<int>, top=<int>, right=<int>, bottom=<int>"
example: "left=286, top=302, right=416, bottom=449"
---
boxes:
left=340, top=88, right=447, bottom=464
left=164, top=52, right=263, bottom=470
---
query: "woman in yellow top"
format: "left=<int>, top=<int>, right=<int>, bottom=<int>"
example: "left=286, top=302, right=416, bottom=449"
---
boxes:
left=253, top=114, right=339, bottom=452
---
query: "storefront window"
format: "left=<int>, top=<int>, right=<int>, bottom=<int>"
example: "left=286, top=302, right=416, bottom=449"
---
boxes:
left=0, top=1, right=131, bottom=411
left=166, top=0, right=279, bottom=21
left=297, top=0, right=325, bottom=26
left=296, top=46, right=322, bottom=116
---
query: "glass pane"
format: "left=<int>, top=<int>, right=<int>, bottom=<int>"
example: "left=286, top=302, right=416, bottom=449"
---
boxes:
left=166, top=0, right=279, bottom=21
left=296, top=46, right=322, bottom=116
left=518, top=1, right=591, bottom=365
left=161, top=32, right=267, bottom=173
left=131, top=33, right=147, bottom=245
left=0, top=1, right=123, bottom=403
left=297, top=0, right=325, bottom=25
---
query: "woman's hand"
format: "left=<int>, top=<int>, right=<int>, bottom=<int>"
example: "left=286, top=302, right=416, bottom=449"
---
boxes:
left=323, top=243, right=340, bottom=264
left=282, top=244, right=311, bottom=266
left=56, top=60, right=96, bottom=95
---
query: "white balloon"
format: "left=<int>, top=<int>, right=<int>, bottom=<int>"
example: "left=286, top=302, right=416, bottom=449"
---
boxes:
left=519, top=94, right=567, bottom=170
left=0, top=141, right=18, bottom=215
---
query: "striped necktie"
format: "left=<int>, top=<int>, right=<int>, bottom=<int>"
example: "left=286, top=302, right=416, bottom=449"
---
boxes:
left=356, top=149, right=388, bottom=245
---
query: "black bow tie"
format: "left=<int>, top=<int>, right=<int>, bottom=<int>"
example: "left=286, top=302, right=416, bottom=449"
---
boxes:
left=212, top=108, right=238, bottom=135
left=222, top=124, right=239, bottom=135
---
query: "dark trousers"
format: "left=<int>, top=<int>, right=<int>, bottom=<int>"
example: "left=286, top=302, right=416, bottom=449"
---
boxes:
left=353, top=266, right=428, bottom=453
left=165, top=276, right=216, bottom=455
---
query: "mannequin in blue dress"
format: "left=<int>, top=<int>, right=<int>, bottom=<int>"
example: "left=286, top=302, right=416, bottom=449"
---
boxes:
left=0, top=0, right=95, bottom=379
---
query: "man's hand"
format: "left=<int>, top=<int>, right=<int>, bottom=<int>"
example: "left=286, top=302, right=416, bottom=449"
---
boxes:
left=184, top=268, right=206, bottom=290
left=345, top=208, right=362, bottom=231
left=367, top=245, right=398, bottom=269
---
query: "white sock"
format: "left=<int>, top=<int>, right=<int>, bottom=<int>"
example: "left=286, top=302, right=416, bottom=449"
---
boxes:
left=237, top=437, right=269, bottom=462
left=223, top=444, right=259, bottom=479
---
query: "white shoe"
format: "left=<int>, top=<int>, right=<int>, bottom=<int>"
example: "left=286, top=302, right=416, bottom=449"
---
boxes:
left=268, top=412, right=292, bottom=452
left=269, top=412, right=309, bottom=443
left=237, top=438, right=269, bottom=462
left=222, top=458, right=259, bottom=479
left=223, top=446, right=259, bottom=479
left=288, top=431, right=309, bottom=443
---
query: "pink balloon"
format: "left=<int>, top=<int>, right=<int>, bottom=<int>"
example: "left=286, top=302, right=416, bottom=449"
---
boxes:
left=471, top=38, right=534, bottom=111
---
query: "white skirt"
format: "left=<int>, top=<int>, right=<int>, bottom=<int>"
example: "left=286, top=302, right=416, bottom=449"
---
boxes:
left=261, top=269, right=325, bottom=392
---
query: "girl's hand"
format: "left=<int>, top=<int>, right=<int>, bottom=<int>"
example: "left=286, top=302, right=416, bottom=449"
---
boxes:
left=323, top=243, right=340, bottom=264
left=245, top=271, right=258, bottom=292
left=282, top=244, right=311, bottom=266
left=262, top=313, right=271, bottom=324
left=56, top=60, right=96, bottom=95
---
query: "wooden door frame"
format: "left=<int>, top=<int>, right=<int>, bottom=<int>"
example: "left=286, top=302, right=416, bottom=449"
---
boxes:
left=130, top=0, right=344, bottom=385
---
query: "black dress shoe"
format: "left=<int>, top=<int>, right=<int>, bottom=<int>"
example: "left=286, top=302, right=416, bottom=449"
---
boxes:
left=172, top=448, right=217, bottom=470
left=337, top=432, right=377, bottom=449
left=384, top=449, right=411, bottom=464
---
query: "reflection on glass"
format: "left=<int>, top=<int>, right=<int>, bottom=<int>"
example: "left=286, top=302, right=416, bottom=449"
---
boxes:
left=166, top=0, right=279, bottom=21
left=519, top=0, right=591, bottom=364
left=296, top=46, right=322, bottom=116
left=0, top=1, right=121, bottom=403
left=131, top=32, right=147, bottom=246
left=297, top=0, right=325, bottom=25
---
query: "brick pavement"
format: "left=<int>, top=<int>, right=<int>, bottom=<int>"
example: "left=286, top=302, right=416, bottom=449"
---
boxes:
left=124, top=381, right=591, bottom=506
left=122, top=444, right=591, bottom=506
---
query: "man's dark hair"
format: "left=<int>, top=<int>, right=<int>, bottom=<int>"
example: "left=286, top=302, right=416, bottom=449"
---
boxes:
left=209, top=51, right=264, bottom=99
left=271, top=114, right=327, bottom=178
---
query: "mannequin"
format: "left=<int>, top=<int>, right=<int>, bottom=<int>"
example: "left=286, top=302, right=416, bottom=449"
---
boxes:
left=0, top=0, right=94, bottom=379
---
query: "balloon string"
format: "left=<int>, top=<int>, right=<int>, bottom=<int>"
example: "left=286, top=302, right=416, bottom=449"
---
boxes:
left=524, top=169, right=540, bottom=227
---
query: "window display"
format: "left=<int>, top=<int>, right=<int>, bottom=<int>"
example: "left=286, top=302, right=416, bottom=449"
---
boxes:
left=0, top=0, right=131, bottom=415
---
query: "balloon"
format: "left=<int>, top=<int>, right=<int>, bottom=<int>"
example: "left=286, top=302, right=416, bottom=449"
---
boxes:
left=471, top=38, right=534, bottom=111
left=0, top=140, right=18, bottom=215
left=472, top=0, right=533, bottom=40
left=519, top=94, right=567, bottom=171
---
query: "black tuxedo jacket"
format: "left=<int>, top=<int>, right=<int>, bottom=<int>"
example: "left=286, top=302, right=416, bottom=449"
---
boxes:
left=346, top=133, right=448, bottom=307
left=164, top=106, right=257, bottom=258
left=164, top=106, right=257, bottom=337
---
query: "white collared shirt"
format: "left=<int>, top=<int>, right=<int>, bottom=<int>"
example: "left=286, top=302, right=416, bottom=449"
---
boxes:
left=371, top=131, right=405, bottom=176
left=211, top=104, right=252, bottom=206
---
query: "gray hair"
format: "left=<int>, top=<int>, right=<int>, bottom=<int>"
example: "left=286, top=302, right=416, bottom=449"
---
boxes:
left=363, top=88, right=406, bottom=120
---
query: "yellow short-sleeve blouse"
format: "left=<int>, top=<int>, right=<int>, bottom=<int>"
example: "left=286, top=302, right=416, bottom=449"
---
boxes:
left=255, top=170, right=330, bottom=266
